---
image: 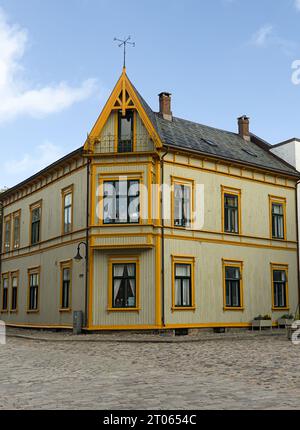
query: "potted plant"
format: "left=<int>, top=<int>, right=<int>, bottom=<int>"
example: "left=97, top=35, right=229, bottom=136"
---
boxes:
left=277, top=314, right=294, bottom=328
left=252, top=314, right=272, bottom=331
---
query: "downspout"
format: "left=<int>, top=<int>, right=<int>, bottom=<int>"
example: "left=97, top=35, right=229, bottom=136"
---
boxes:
left=0, top=200, right=3, bottom=291
left=85, top=157, right=91, bottom=327
left=160, top=147, right=169, bottom=327
left=295, top=179, right=300, bottom=318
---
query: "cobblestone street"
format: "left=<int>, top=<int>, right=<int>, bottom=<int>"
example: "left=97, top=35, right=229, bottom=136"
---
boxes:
left=0, top=332, right=299, bottom=410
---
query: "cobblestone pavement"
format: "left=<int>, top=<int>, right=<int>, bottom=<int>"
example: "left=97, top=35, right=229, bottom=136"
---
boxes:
left=0, top=333, right=299, bottom=410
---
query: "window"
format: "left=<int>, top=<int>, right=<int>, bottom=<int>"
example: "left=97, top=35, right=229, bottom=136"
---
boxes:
left=4, top=216, right=11, bottom=253
left=60, top=262, right=72, bottom=310
left=108, top=259, right=139, bottom=310
left=172, top=256, right=195, bottom=310
left=11, top=272, right=18, bottom=312
left=1, top=275, right=9, bottom=312
left=118, top=110, right=134, bottom=152
left=172, top=177, right=194, bottom=228
left=28, top=269, right=40, bottom=311
left=13, top=211, right=21, bottom=249
left=223, top=260, right=243, bottom=310
left=30, top=202, right=42, bottom=245
left=62, top=186, right=73, bottom=234
left=222, top=186, right=241, bottom=234
left=270, top=196, right=286, bottom=240
left=103, top=180, right=140, bottom=224
left=271, top=264, right=289, bottom=310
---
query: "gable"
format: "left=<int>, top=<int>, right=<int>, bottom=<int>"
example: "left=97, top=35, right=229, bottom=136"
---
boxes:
left=84, top=68, right=162, bottom=154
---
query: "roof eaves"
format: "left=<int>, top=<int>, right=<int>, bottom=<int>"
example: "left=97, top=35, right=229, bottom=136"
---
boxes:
left=0, top=146, right=83, bottom=200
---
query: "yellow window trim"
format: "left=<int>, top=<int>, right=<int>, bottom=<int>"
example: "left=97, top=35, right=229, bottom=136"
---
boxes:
left=270, top=263, right=289, bottom=311
left=269, top=195, right=287, bottom=241
left=98, top=173, right=144, bottom=226
left=222, top=259, right=244, bottom=311
left=10, top=270, right=19, bottom=313
left=221, top=185, right=242, bottom=235
left=29, top=199, right=43, bottom=246
left=61, top=185, right=74, bottom=235
left=171, top=255, right=195, bottom=311
left=108, top=256, right=140, bottom=312
left=113, top=110, right=137, bottom=153
left=59, top=260, right=72, bottom=312
left=171, top=176, right=195, bottom=229
left=1, top=272, right=9, bottom=312
left=3, top=214, right=11, bottom=253
left=27, top=266, right=40, bottom=313
left=12, top=210, right=21, bottom=250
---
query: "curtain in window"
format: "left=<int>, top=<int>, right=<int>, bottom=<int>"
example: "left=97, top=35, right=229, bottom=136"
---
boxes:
left=175, top=264, right=191, bottom=307
left=225, top=267, right=240, bottom=307
left=103, top=182, right=117, bottom=223
left=273, top=270, right=286, bottom=307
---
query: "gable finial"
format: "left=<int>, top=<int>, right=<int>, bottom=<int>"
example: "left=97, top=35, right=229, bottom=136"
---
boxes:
left=114, top=36, right=135, bottom=69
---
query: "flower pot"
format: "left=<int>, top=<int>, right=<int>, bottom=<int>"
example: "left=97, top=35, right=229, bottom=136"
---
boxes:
left=251, top=319, right=272, bottom=331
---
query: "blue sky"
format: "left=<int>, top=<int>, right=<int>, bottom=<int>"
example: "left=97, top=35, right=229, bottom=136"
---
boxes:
left=0, top=0, right=300, bottom=188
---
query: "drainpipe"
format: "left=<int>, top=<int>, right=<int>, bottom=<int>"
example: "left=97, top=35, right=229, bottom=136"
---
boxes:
left=160, top=148, right=169, bottom=327
left=295, top=179, right=300, bottom=318
left=0, top=200, right=3, bottom=291
left=84, top=158, right=91, bottom=327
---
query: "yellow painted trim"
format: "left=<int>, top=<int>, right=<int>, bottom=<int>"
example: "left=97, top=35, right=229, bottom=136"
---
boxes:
left=98, top=174, right=143, bottom=226
left=1, top=272, right=9, bottom=312
left=171, top=176, right=195, bottom=229
left=61, top=185, right=74, bottom=235
left=29, top=199, right=42, bottom=246
left=6, top=323, right=73, bottom=329
left=10, top=270, right=19, bottom=313
left=59, top=260, right=72, bottom=312
left=171, top=255, right=195, bottom=311
left=87, top=248, right=94, bottom=328
left=270, top=263, right=289, bottom=310
left=85, top=322, right=255, bottom=330
left=221, top=185, right=242, bottom=235
left=3, top=214, right=11, bottom=253
left=12, top=210, right=21, bottom=250
left=1, top=235, right=86, bottom=262
left=269, top=195, right=287, bottom=241
left=1, top=162, right=86, bottom=208
left=155, top=234, right=162, bottom=326
left=222, top=259, right=244, bottom=311
left=84, top=69, right=163, bottom=152
left=164, top=159, right=296, bottom=190
left=27, top=266, right=41, bottom=313
left=108, top=256, right=140, bottom=312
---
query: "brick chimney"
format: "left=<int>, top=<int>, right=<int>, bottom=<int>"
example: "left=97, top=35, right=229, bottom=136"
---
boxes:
left=238, top=115, right=250, bottom=141
left=159, top=92, right=172, bottom=121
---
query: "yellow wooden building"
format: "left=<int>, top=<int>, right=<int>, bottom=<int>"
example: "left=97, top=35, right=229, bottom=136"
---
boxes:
left=0, top=68, right=299, bottom=331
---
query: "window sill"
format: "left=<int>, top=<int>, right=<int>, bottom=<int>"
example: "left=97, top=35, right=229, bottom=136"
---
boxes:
left=271, top=237, right=287, bottom=242
left=171, top=306, right=196, bottom=312
left=0, top=310, right=8, bottom=314
left=272, top=307, right=290, bottom=311
left=10, top=310, right=18, bottom=314
left=223, top=307, right=244, bottom=311
left=107, top=307, right=140, bottom=312
left=27, top=310, right=39, bottom=314
left=222, top=231, right=241, bottom=236
left=59, top=308, right=72, bottom=313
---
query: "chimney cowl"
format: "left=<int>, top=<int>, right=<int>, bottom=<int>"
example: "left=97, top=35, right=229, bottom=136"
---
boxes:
left=159, top=92, right=172, bottom=121
left=238, top=115, right=250, bottom=141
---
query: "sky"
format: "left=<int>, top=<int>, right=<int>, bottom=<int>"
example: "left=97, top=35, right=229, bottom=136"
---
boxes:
left=0, top=0, right=300, bottom=188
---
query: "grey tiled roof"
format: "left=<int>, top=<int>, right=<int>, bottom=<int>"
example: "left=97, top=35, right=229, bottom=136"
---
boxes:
left=133, top=85, right=298, bottom=176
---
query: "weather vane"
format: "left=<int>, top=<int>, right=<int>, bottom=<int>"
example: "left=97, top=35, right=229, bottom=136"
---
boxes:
left=114, top=36, right=135, bottom=69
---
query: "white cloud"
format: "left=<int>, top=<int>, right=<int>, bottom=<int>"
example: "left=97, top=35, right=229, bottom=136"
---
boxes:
left=0, top=8, right=97, bottom=123
left=295, top=0, right=300, bottom=11
left=1, top=142, right=66, bottom=188
left=250, top=24, right=296, bottom=56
